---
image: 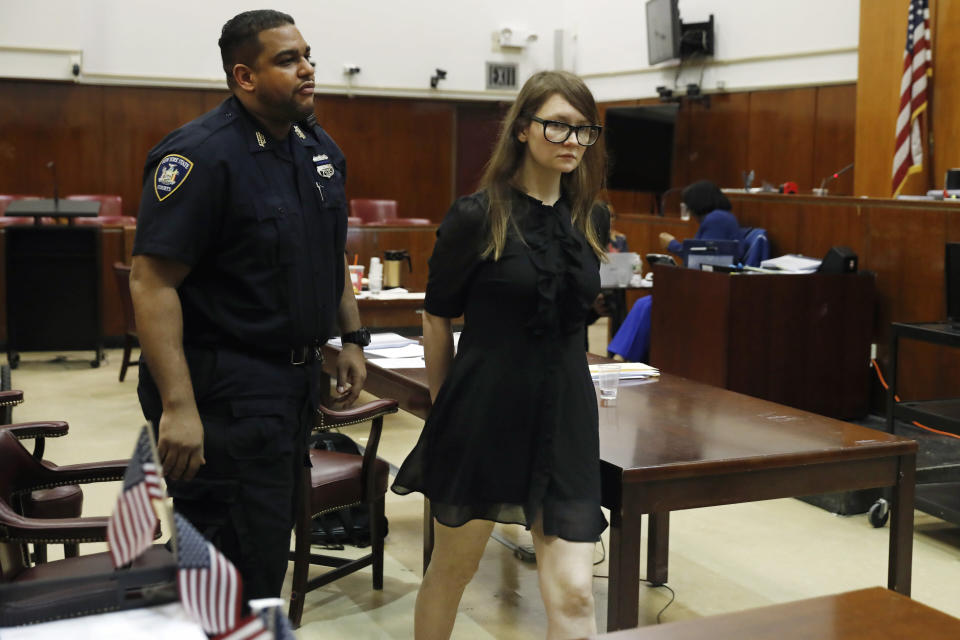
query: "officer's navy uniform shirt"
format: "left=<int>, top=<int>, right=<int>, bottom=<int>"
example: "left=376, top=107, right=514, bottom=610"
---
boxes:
left=133, top=96, right=347, bottom=354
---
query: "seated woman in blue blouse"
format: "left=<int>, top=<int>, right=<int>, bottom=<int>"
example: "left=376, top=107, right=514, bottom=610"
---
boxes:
left=658, top=179, right=739, bottom=255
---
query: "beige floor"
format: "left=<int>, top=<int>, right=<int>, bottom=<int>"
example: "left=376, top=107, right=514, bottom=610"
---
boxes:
left=8, top=321, right=960, bottom=638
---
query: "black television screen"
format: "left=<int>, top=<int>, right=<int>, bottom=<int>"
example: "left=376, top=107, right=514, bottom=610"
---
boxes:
left=604, top=105, right=678, bottom=193
left=646, top=0, right=680, bottom=65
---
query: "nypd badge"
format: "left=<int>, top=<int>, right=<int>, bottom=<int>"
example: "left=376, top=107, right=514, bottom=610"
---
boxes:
left=317, top=163, right=335, bottom=179
left=154, top=154, right=194, bottom=202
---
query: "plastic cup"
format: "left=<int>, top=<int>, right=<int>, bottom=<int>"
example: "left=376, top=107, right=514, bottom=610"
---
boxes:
left=597, top=363, right=621, bottom=406
left=348, top=265, right=364, bottom=294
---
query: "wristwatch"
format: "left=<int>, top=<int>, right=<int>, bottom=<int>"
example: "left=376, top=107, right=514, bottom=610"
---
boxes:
left=341, top=327, right=371, bottom=348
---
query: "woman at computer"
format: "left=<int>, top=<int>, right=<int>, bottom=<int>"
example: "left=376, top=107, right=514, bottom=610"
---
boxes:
left=658, top=179, right=740, bottom=254
left=392, top=70, right=608, bottom=640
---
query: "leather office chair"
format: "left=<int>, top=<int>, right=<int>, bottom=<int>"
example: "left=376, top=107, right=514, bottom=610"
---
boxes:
left=349, top=198, right=398, bottom=223
left=0, top=390, right=84, bottom=564
left=740, top=227, right=770, bottom=267
left=0, top=429, right=170, bottom=624
left=347, top=216, right=364, bottom=226
left=112, top=263, right=138, bottom=382
left=0, top=194, right=40, bottom=225
left=288, top=398, right=398, bottom=628
left=66, top=194, right=123, bottom=218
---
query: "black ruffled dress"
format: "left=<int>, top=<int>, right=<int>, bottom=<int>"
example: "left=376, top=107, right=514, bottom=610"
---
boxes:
left=391, top=189, right=609, bottom=542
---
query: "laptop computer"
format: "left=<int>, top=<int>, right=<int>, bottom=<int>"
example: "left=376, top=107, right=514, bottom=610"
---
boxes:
left=946, top=243, right=960, bottom=329
left=681, top=239, right=739, bottom=270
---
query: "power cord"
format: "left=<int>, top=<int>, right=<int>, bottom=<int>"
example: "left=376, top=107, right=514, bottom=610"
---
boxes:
left=592, top=538, right=677, bottom=623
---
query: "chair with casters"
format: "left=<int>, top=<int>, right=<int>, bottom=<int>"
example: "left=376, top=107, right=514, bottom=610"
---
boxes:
left=0, top=390, right=85, bottom=565
left=288, top=398, right=399, bottom=628
left=112, top=263, right=138, bottom=382
left=0, top=429, right=170, bottom=625
left=740, top=227, right=770, bottom=267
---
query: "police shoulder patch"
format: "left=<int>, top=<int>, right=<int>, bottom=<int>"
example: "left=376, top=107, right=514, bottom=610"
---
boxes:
left=154, top=154, right=194, bottom=202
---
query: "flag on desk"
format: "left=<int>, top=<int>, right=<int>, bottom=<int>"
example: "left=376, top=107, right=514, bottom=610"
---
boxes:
left=175, top=512, right=242, bottom=635
left=891, top=0, right=932, bottom=197
left=212, top=605, right=295, bottom=640
left=107, top=424, right=164, bottom=568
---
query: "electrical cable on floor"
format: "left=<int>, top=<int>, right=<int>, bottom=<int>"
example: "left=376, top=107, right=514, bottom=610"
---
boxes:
left=592, top=539, right=676, bottom=623
left=871, top=358, right=960, bottom=440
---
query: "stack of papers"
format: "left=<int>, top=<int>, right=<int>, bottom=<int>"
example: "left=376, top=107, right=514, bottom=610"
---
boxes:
left=328, top=332, right=416, bottom=350
left=356, top=289, right=425, bottom=300
left=589, top=362, right=660, bottom=380
left=759, top=254, right=822, bottom=273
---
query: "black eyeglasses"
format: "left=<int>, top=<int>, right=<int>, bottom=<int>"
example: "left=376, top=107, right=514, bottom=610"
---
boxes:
left=529, top=116, right=602, bottom=146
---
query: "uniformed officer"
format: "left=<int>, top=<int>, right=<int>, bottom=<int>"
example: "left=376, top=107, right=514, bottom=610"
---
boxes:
left=130, top=10, right=369, bottom=601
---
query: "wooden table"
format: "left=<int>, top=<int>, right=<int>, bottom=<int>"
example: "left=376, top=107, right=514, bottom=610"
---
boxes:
left=591, top=587, right=960, bottom=639
left=356, top=294, right=424, bottom=330
left=322, top=347, right=917, bottom=632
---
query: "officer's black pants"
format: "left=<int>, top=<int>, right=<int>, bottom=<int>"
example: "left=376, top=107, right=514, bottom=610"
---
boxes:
left=139, top=345, right=322, bottom=603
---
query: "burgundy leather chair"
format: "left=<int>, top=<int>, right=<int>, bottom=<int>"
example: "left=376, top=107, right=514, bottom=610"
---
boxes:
left=73, top=215, right=137, bottom=227
left=349, top=198, right=431, bottom=225
left=0, top=390, right=84, bottom=564
left=65, top=194, right=123, bottom=218
left=287, top=399, right=398, bottom=628
left=0, top=429, right=170, bottom=623
left=112, top=263, right=138, bottom=382
left=0, top=194, right=41, bottom=226
left=349, top=198, right=397, bottom=223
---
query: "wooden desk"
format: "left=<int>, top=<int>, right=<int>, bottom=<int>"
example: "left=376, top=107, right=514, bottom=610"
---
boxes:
left=323, top=347, right=917, bottom=632
left=357, top=295, right=424, bottom=330
left=592, top=587, right=960, bottom=639
left=650, top=266, right=875, bottom=419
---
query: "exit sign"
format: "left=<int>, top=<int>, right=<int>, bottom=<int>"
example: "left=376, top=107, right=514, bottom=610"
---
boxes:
left=486, top=62, right=518, bottom=90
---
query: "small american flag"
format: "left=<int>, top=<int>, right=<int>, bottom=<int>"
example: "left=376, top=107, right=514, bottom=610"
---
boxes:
left=891, top=0, right=932, bottom=196
left=107, top=425, right=164, bottom=568
left=211, top=606, right=295, bottom=640
left=175, top=512, right=242, bottom=635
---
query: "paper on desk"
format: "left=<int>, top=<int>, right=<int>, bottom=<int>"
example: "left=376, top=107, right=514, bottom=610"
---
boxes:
left=760, top=254, right=821, bottom=273
left=374, top=357, right=426, bottom=369
left=366, top=344, right=425, bottom=359
left=328, top=332, right=417, bottom=350
left=589, top=362, right=660, bottom=380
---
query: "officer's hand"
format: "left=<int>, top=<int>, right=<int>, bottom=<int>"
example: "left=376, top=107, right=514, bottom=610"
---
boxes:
left=334, top=343, right=367, bottom=407
left=156, top=406, right=205, bottom=483
left=658, top=232, right=675, bottom=250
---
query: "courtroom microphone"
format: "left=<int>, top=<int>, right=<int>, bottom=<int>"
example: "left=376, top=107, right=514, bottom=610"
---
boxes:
left=45, top=160, right=59, bottom=205
left=818, top=162, right=854, bottom=191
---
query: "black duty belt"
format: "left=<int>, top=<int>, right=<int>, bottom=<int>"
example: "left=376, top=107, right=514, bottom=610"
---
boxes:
left=290, top=344, right=323, bottom=366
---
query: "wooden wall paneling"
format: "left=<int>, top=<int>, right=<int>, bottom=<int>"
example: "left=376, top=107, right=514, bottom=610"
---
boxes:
left=932, top=0, right=960, bottom=189
left=314, top=95, right=455, bottom=222
left=598, top=100, right=641, bottom=215
left=455, top=102, right=506, bottom=199
left=866, top=203, right=947, bottom=400
left=746, top=88, right=817, bottom=191
left=203, top=89, right=231, bottom=112
left=0, top=80, right=105, bottom=199
left=856, top=0, right=915, bottom=197
left=684, top=92, right=751, bottom=191
left=102, top=86, right=211, bottom=217
left=812, top=85, right=857, bottom=196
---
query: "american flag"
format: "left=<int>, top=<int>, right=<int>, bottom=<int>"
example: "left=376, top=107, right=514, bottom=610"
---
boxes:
left=107, top=425, right=164, bottom=568
left=212, top=605, right=295, bottom=640
left=891, top=0, right=932, bottom=196
left=175, top=512, right=242, bottom=635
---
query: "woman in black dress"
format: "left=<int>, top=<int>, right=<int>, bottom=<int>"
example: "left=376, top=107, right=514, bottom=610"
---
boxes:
left=392, top=70, right=609, bottom=639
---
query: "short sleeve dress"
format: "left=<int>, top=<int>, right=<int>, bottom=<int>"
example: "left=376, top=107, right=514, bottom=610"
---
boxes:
left=391, top=188, right=609, bottom=542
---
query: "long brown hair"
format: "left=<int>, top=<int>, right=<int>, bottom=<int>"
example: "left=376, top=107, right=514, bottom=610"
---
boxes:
left=479, top=70, right=607, bottom=260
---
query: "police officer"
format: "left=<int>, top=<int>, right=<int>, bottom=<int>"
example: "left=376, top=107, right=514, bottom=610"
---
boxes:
left=130, top=10, right=368, bottom=601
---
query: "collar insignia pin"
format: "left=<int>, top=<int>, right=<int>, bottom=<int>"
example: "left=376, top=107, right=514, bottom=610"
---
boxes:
left=293, top=125, right=306, bottom=139
left=255, top=131, right=266, bottom=148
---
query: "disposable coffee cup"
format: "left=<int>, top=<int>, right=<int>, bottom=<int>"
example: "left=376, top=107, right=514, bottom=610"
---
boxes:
left=348, top=265, right=364, bottom=294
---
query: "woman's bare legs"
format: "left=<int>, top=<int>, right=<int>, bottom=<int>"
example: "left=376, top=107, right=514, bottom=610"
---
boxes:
left=414, top=518, right=496, bottom=640
left=531, top=517, right=598, bottom=639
